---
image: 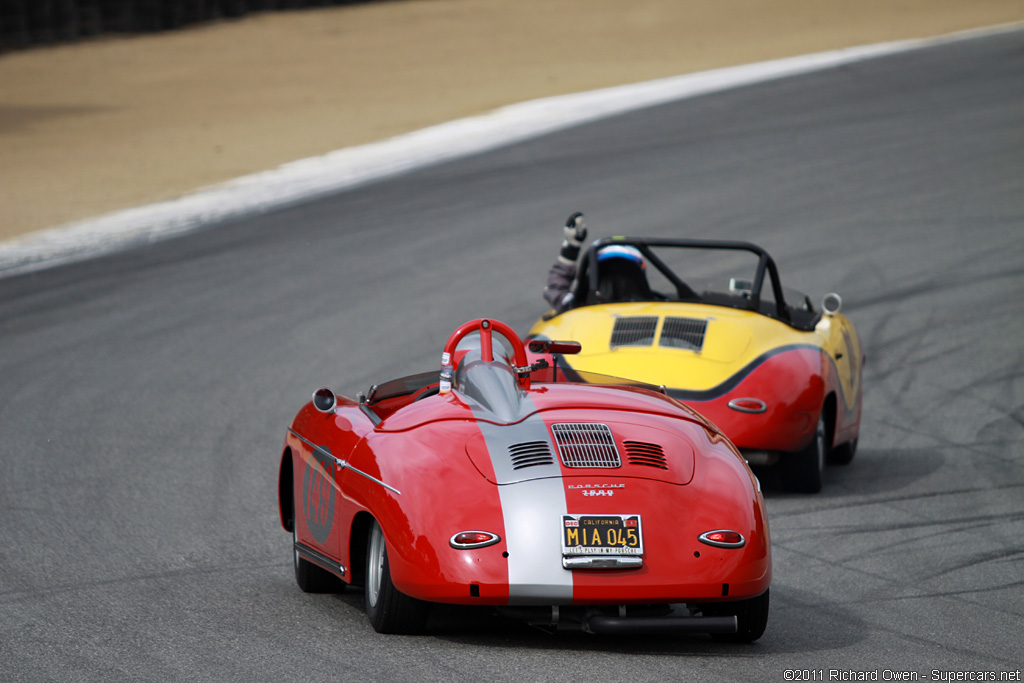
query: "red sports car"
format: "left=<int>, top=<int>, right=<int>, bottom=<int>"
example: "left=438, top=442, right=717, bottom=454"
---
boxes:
left=278, top=318, right=771, bottom=639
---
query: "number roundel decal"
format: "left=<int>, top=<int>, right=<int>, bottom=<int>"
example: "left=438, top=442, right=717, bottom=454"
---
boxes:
left=301, top=447, right=335, bottom=544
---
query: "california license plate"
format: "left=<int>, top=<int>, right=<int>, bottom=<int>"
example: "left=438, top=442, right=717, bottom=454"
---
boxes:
left=562, top=514, right=643, bottom=556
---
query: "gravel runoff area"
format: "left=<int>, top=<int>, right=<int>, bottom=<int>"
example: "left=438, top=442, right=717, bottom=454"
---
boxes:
left=1, top=0, right=1021, bottom=244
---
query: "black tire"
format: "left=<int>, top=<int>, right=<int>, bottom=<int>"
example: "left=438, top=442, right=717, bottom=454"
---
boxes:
left=292, top=512, right=343, bottom=594
left=829, top=437, right=858, bottom=465
left=782, top=413, right=826, bottom=493
left=365, top=520, right=429, bottom=634
left=706, top=589, right=770, bottom=642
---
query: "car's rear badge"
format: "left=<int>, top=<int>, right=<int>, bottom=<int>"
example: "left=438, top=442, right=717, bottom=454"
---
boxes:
left=568, top=483, right=625, bottom=497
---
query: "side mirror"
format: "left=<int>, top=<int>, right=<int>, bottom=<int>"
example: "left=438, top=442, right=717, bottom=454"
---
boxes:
left=822, top=293, right=843, bottom=316
left=312, top=387, right=337, bottom=413
left=528, top=339, right=582, bottom=355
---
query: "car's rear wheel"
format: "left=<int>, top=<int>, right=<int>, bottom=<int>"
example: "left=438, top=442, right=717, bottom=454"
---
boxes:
left=705, top=589, right=770, bottom=642
left=292, top=510, right=343, bottom=593
left=829, top=437, right=858, bottom=465
left=782, top=413, right=826, bottom=493
left=365, top=519, right=429, bottom=634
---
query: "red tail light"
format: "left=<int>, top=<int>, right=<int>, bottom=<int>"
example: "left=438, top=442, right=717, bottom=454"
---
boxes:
left=698, top=530, right=746, bottom=548
left=450, top=531, right=500, bottom=549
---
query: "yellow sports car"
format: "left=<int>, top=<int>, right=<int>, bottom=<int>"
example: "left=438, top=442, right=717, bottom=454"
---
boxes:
left=527, top=237, right=864, bottom=493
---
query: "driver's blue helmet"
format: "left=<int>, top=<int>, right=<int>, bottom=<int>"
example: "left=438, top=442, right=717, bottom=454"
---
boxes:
left=596, top=245, right=650, bottom=301
left=597, top=244, right=645, bottom=266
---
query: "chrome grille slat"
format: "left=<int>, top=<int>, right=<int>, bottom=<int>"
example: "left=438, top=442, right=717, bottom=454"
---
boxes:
left=610, top=316, right=659, bottom=348
left=508, top=441, right=555, bottom=470
left=551, top=423, right=621, bottom=468
left=660, top=316, right=708, bottom=350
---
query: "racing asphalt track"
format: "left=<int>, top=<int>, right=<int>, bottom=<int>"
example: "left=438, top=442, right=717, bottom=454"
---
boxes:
left=1, top=29, right=1023, bottom=683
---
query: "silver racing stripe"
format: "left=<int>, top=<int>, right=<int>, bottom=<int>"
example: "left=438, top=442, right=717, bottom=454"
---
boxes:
left=476, top=417, right=573, bottom=604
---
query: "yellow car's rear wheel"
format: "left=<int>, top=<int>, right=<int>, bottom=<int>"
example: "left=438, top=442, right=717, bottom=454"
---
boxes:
left=782, top=413, right=826, bottom=493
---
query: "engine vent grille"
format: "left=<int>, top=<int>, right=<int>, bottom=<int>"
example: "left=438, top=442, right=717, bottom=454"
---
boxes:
left=507, top=441, right=556, bottom=470
left=624, top=441, right=668, bottom=470
left=610, top=316, right=658, bottom=348
left=660, top=317, right=708, bottom=350
left=551, top=423, right=621, bottom=468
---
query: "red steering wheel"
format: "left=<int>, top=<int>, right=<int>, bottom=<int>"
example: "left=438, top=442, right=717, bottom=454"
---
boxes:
left=442, top=318, right=529, bottom=388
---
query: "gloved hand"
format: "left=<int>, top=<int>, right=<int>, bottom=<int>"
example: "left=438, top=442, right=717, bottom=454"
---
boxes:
left=558, top=211, right=587, bottom=265
left=563, top=211, right=587, bottom=245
